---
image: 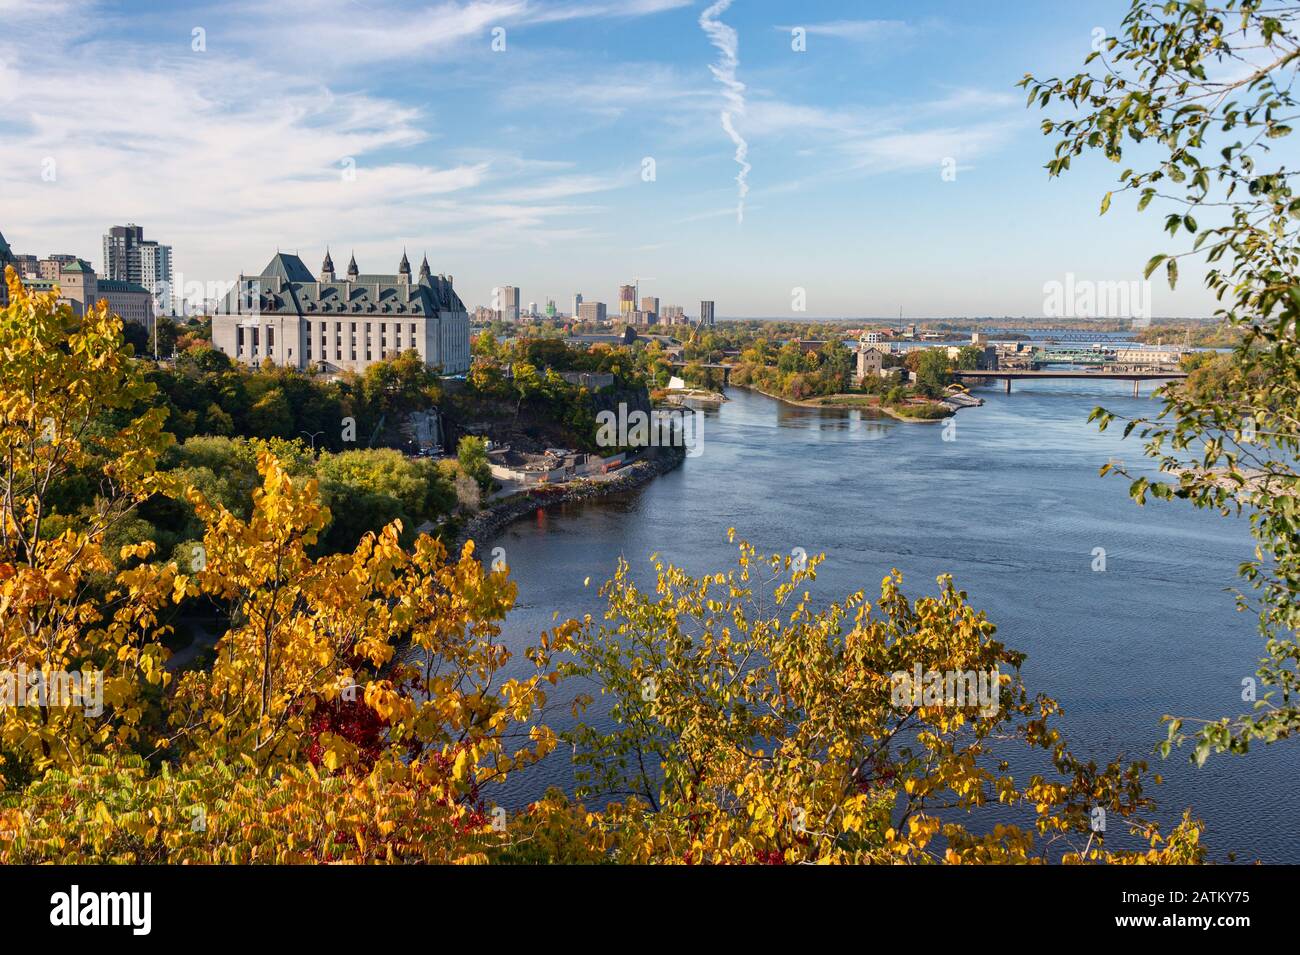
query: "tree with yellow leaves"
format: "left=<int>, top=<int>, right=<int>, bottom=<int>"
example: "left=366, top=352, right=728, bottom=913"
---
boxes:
left=163, top=447, right=563, bottom=782
left=0, top=268, right=564, bottom=862
left=0, top=266, right=1205, bottom=864
left=0, top=268, right=172, bottom=787
left=557, top=536, right=1205, bottom=864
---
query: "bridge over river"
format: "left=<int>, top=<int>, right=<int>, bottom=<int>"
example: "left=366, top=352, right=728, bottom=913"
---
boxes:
left=955, top=368, right=1187, bottom=396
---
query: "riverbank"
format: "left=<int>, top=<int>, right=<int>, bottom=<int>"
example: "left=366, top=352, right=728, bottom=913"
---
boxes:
left=455, top=445, right=687, bottom=548
left=732, top=384, right=951, bottom=422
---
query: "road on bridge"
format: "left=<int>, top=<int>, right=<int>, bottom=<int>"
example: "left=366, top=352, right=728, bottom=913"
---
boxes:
left=955, top=368, right=1187, bottom=396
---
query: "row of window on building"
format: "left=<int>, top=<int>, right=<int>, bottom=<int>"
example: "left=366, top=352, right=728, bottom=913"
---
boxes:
left=235, top=320, right=422, bottom=364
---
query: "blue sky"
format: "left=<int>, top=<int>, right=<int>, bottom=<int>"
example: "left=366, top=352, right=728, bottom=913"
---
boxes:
left=0, top=0, right=1241, bottom=317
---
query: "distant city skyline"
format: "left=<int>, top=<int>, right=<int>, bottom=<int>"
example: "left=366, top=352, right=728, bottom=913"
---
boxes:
left=0, top=0, right=1251, bottom=317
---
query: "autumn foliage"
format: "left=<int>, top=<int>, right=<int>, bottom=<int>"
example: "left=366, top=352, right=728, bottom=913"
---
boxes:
left=0, top=268, right=1205, bottom=863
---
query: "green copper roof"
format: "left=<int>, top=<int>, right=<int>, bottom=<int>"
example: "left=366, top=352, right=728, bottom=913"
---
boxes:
left=259, top=253, right=315, bottom=284
left=61, top=258, right=94, bottom=273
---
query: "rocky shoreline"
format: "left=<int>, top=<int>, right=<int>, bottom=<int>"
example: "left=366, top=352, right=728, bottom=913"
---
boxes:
left=455, top=445, right=687, bottom=548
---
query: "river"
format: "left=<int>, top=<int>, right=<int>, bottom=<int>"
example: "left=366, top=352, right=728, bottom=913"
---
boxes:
left=477, top=381, right=1297, bottom=863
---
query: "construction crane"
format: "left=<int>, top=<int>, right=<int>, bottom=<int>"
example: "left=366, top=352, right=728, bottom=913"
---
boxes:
left=632, top=277, right=656, bottom=305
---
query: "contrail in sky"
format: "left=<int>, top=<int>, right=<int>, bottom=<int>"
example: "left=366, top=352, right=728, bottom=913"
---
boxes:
left=699, top=0, right=750, bottom=224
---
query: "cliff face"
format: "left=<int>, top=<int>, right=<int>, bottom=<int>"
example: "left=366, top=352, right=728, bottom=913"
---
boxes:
left=445, top=383, right=653, bottom=454
left=591, top=384, right=652, bottom=423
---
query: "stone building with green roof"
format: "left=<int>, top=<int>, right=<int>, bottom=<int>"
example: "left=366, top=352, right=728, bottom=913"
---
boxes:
left=53, top=257, right=154, bottom=330
left=0, top=234, right=153, bottom=328
left=212, top=250, right=470, bottom=375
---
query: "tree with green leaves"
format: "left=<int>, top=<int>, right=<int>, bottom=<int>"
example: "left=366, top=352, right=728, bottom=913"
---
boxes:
left=914, top=349, right=952, bottom=398
left=1022, top=0, right=1300, bottom=763
left=457, top=435, right=492, bottom=492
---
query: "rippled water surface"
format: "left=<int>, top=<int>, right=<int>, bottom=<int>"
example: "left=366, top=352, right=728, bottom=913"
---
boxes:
left=475, top=382, right=1296, bottom=863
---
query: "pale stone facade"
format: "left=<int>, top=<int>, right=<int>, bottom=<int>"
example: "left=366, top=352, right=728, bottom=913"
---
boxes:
left=212, top=251, right=471, bottom=375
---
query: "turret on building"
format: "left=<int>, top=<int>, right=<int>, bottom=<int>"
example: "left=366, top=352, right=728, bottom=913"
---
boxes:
left=211, top=250, right=471, bottom=375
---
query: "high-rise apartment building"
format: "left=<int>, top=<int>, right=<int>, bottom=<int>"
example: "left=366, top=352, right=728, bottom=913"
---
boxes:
left=640, top=295, right=659, bottom=317
left=578, top=301, right=606, bottom=324
left=0, top=229, right=152, bottom=323
left=618, top=284, right=636, bottom=317
left=102, top=224, right=173, bottom=314
left=496, top=285, right=521, bottom=322
left=573, top=292, right=583, bottom=316
left=139, top=241, right=174, bottom=315
left=700, top=300, right=715, bottom=326
left=102, top=224, right=145, bottom=283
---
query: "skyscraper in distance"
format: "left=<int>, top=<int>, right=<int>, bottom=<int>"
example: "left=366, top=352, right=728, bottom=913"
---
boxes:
left=103, top=224, right=173, bottom=314
left=102, top=223, right=144, bottom=282
left=497, top=285, right=520, bottom=322
left=139, top=241, right=173, bottom=315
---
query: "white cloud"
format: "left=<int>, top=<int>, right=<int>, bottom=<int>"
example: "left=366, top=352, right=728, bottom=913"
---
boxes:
left=775, top=19, right=915, bottom=41
left=492, top=173, right=626, bottom=201
left=923, top=88, right=1020, bottom=113
left=737, top=87, right=1022, bottom=182
left=498, top=62, right=709, bottom=119
left=523, top=0, right=691, bottom=24
left=232, top=0, right=528, bottom=66
left=227, top=0, right=690, bottom=67
left=699, top=0, right=749, bottom=224
left=838, top=121, right=1021, bottom=173
left=0, top=0, right=93, bottom=14
left=0, top=2, right=638, bottom=285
